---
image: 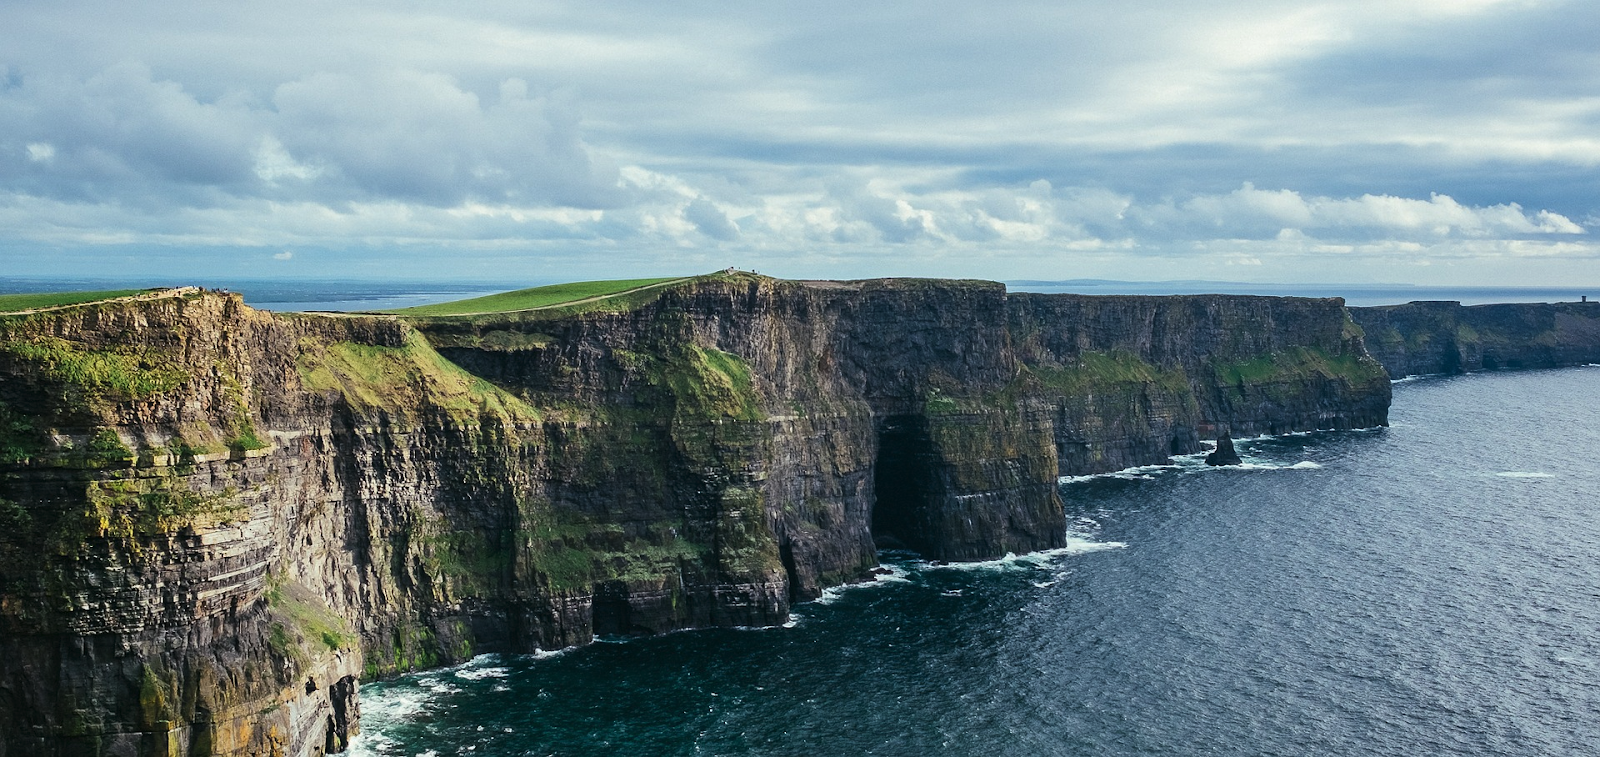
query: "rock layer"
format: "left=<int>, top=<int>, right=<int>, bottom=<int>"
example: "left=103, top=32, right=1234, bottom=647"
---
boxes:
left=0, top=276, right=1391, bottom=755
left=1350, top=300, right=1600, bottom=377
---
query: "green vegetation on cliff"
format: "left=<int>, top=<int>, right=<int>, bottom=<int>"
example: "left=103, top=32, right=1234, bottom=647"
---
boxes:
left=1210, top=346, right=1386, bottom=387
left=84, top=474, right=245, bottom=541
left=265, top=577, right=357, bottom=665
left=0, top=336, right=188, bottom=409
left=0, top=401, right=45, bottom=464
left=1026, top=351, right=1193, bottom=398
left=0, top=289, right=146, bottom=313
left=386, top=277, right=687, bottom=316
left=649, top=345, right=764, bottom=422
left=507, top=500, right=711, bottom=592
left=297, top=329, right=537, bottom=421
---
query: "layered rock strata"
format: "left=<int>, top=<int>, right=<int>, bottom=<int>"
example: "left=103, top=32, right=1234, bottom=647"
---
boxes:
left=0, top=275, right=1391, bottom=755
left=1350, top=300, right=1600, bottom=377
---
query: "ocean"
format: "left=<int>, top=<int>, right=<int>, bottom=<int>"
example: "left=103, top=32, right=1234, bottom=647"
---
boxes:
left=349, top=366, right=1600, bottom=756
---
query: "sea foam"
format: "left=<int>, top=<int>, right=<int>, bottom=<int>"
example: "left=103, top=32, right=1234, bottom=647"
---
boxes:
left=811, top=562, right=913, bottom=604
left=920, top=538, right=1127, bottom=574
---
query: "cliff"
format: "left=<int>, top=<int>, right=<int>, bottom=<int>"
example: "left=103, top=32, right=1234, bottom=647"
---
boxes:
left=0, top=276, right=1390, bottom=756
left=1349, top=300, right=1600, bottom=378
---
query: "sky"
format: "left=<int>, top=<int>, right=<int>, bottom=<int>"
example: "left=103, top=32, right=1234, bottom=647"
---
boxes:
left=1, top=0, right=1597, bottom=285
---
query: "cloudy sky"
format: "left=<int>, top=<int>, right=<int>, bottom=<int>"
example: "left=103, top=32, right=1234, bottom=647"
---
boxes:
left=2, top=0, right=1597, bottom=284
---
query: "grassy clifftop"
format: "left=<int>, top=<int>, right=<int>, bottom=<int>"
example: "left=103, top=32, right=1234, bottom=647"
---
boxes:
left=0, top=289, right=149, bottom=313
left=384, top=277, right=691, bottom=317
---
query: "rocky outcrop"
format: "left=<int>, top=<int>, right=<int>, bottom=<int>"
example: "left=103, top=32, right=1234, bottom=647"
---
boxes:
left=0, top=275, right=1392, bottom=755
left=1350, top=300, right=1600, bottom=377
left=1205, top=433, right=1242, bottom=466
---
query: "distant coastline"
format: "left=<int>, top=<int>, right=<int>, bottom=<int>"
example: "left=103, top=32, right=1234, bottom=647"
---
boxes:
left=1006, top=279, right=1600, bottom=308
left=4, top=276, right=1597, bottom=311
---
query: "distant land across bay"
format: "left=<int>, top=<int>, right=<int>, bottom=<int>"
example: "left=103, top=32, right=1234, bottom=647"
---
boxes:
left=2, top=276, right=1595, bottom=312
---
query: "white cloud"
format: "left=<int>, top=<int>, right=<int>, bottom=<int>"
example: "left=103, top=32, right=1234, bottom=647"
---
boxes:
left=0, top=63, right=621, bottom=208
left=273, top=250, right=293, bottom=260
left=0, top=1, right=1596, bottom=283
left=1136, top=184, right=1585, bottom=240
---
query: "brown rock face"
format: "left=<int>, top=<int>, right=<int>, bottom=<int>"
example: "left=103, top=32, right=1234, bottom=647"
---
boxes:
left=0, top=276, right=1392, bottom=755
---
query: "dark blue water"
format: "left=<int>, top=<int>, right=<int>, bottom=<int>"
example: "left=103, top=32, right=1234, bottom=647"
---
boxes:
left=358, top=366, right=1600, bottom=756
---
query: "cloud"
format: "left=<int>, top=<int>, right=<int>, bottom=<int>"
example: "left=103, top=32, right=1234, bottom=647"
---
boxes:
left=0, top=0, right=1597, bottom=284
left=273, top=250, right=292, bottom=260
left=682, top=197, right=739, bottom=241
left=0, top=63, right=622, bottom=208
left=270, top=72, right=622, bottom=207
left=1131, top=184, right=1586, bottom=241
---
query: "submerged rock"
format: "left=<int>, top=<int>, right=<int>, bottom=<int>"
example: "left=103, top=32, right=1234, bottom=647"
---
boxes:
left=1206, top=433, right=1243, bottom=466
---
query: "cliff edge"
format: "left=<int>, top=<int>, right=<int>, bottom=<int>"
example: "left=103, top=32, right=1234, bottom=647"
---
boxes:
left=1350, top=300, right=1600, bottom=377
left=0, top=277, right=1391, bottom=756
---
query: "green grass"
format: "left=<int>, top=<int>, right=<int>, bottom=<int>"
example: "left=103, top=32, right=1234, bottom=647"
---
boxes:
left=649, top=345, right=765, bottom=422
left=0, top=336, right=188, bottom=405
left=385, top=277, right=686, bottom=316
left=0, top=289, right=147, bottom=313
left=1027, top=351, right=1193, bottom=397
left=1211, top=346, right=1388, bottom=387
left=265, top=577, right=357, bottom=661
left=296, top=330, right=538, bottom=421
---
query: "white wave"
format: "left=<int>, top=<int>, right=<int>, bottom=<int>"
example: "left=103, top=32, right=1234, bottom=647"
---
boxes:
left=416, top=677, right=460, bottom=695
left=454, top=666, right=510, bottom=681
left=1031, top=571, right=1071, bottom=589
left=923, top=538, right=1126, bottom=573
left=1059, top=464, right=1178, bottom=484
left=528, top=645, right=576, bottom=660
left=359, top=685, right=433, bottom=722
left=811, top=563, right=912, bottom=604
left=1390, top=375, right=1426, bottom=384
left=1232, top=460, right=1323, bottom=471
left=1058, top=424, right=1358, bottom=483
left=1495, top=471, right=1554, bottom=478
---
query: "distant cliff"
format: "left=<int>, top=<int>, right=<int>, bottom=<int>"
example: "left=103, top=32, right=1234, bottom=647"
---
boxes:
left=1350, top=301, right=1600, bottom=377
left=0, top=276, right=1390, bottom=756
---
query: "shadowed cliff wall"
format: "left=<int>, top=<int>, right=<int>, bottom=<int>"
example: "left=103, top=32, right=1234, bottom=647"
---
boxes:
left=1350, top=301, right=1600, bottom=377
left=1008, top=294, right=1391, bottom=474
left=0, top=276, right=1392, bottom=756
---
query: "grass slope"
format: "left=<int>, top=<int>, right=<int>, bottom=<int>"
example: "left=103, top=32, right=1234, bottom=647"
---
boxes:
left=384, top=277, right=685, bottom=316
left=0, top=290, right=147, bottom=313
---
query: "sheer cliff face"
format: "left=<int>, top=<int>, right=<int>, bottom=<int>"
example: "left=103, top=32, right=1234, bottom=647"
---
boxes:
left=1008, top=293, right=1391, bottom=474
left=0, top=278, right=1391, bottom=756
left=1350, top=301, right=1600, bottom=378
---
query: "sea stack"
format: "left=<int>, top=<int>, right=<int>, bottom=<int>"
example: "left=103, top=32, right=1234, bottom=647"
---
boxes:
left=1206, top=433, right=1243, bottom=466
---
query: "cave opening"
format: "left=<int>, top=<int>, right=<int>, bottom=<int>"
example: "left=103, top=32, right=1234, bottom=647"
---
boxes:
left=591, top=580, right=631, bottom=636
left=871, top=415, right=940, bottom=555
